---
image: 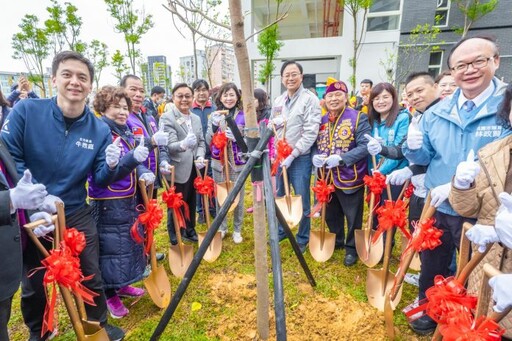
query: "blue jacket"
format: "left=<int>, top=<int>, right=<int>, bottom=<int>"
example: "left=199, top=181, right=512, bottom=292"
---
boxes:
left=403, top=77, right=510, bottom=215
left=0, top=97, right=139, bottom=214
left=372, top=109, right=410, bottom=175
left=8, top=84, right=39, bottom=106
left=191, top=100, right=215, bottom=158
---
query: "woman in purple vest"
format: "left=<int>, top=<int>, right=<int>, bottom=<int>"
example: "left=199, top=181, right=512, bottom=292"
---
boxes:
left=206, top=83, right=246, bottom=243
left=312, top=81, right=371, bottom=266
left=89, top=86, right=154, bottom=318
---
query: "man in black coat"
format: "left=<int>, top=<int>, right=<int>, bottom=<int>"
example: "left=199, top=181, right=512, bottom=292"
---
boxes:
left=0, top=141, right=49, bottom=340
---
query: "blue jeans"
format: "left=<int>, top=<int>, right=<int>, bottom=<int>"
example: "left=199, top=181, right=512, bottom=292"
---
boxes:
left=277, top=154, right=312, bottom=245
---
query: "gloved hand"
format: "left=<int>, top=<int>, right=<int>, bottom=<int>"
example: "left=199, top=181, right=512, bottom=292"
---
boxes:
left=159, top=160, right=172, bottom=175
left=195, top=157, right=206, bottom=170
left=210, top=111, right=225, bottom=126
left=39, top=194, right=63, bottom=214
left=364, top=133, right=383, bottom=156
left=386, top=167, right=413, bottom=185
left=30, top=212, right=55, bottom=238
left=430, top=182, right=451, bottom=208
left=151, top=130, right=168, bottom=146
left=281, top=155, right=295, bottom=169
left=465, top=224, right=499, bottom=253
left=489, top=274, right=512, bottom=313
left=325, top=154, right=342, bottom=169
left=9, top=169, right=47, bottom=211
left=105, top=137, right=122, bottom=168
left=269, top=116, right=285, bottom=129
left=134, top=136, right=149, bottom=162
left=225, top=128, right=236, bottom=142
left=495, top=192, right=512, bottom=249
left=454, top=149, right=480, bottom=190
left=312, top=154, right=327, bottom=168
left=407, top=117, right=423, bottom=150
left=180, top=132, right=197, bottom=150
left=139, top=172, right=155, bottom=186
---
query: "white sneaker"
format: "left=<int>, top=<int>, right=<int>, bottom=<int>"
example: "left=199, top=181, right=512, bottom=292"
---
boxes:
left=233, top=231, right=243, bottom=244
left=404, top=273, right=420, bottom=287
left=220, top=230, right=227, bottom=239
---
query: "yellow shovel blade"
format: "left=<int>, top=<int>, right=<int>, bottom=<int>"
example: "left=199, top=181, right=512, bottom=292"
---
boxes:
left=309, top=230, right=336, bottom=262
left=355, top=229, right=384, bottom=268
left=275, top=195, right=303, bottom=228
left=198, top=231, right=222, bottom=263
left=366, top=268, right=403, bottom=312
left=216, top=182, right=240, bottom=213
left=144, top=264, right=172, bottom=308
left=401, top=234, right=421, bottom=271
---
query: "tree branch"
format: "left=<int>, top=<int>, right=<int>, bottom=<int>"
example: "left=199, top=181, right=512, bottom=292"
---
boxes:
left=245, top=13, right=288, bottom=42
left=168, top=0, right=232, bottom=30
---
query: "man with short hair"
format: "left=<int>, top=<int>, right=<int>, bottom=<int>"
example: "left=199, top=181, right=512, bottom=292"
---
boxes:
left=403, top=35, right=508, bottom=335
left=143, top=85, right=166, bottom=124
left=350, top=79, right=373, bottom=113
left=1, top=51, right=130, bottom=341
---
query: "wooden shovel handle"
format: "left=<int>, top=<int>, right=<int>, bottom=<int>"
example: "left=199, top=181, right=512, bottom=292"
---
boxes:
left=397, top=180, right=410, bottom=201
left=138, top=179, right=149, bottom=206
left=282, top=166, right=290, bottom=198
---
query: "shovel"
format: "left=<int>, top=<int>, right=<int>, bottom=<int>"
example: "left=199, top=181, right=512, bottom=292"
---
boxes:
left=162, top=170, right=194, bottom=278
left=139, top=179, right=172, bottom=309
left=275, top=165, right=303, bottom=228
left=476, top=264, right=512, bottom=321
left=215, top=121, right=240, bottom=212
left=355, top=155, right=384, bottom=267
left=309, top=168, right=335, bottom=262
left=196, top=161, right=222, bottom=262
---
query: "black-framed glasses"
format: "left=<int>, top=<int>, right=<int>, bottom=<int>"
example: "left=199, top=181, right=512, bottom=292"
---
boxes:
left=451, top=56, right=495, bottom=73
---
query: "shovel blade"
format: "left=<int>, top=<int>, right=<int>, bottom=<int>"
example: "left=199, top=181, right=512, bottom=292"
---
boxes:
left=198, top=231, right=222, bottom=263
left=355, top=230, right=384, bottom=268
left=401, top=234, right=421, bottom=271
left=309, top=230, right=336, bottom=262
left=168, top=244, right=194, bottom=278
left=82, top=324, right=110, bottom=341
left=144, top=264, right=172, bottom=308
left=216, top=182, right=240, bottom=213
left=384, top=294, right=395, bottom=340
left=366, top=268, right=403, bottom=312
left=275, top=196, right=303, bottom=228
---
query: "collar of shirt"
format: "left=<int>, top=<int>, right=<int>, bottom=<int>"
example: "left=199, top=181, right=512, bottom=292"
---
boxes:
left=193, top=100, right=212, bottom=109
left=285, top=85, right=305, bottom=108
left=457, top=81, right=495, bottom=110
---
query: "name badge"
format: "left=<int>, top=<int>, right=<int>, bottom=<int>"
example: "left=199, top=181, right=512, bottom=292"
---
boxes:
left=177, top=117, right=186, bottom=125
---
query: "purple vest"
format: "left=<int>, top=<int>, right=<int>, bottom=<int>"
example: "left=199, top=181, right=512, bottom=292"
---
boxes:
left=126, top=111, right=158, bottom=173
left=317, top=107, right=368, bottom=189
left=88, top=133, right=137, bottom=199
left=211, top=110, right=246, bottom=166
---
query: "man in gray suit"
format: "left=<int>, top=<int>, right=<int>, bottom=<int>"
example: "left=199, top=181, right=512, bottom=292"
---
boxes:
left=160, top=83, right=206, bottom=244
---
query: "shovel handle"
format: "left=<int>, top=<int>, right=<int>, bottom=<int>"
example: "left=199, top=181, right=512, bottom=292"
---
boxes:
left=386, top=183, right=392, bottom=202
left=138, top=179, right=150, bottom=206
left=390, top=249, right=416, bottom=300
left=282, top=166, right=291, bottom=198
left=223, top=144, right=231, bottom=191
left=397, top=180, right=410, bottom=201
left=24, top=215, right=58, bottom=229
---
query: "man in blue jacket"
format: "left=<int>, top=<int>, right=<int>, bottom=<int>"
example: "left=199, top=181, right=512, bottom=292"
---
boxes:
left=403, top=35, right=509, bottom=335
left=1, top=51, right=135, bottom=341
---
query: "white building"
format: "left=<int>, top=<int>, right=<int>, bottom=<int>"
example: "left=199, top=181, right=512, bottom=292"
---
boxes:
left=179, top=50, right=208, bottom=85
left=206, top=44, right=236, bottom=86
left=243, top=0, right=403, bottom=100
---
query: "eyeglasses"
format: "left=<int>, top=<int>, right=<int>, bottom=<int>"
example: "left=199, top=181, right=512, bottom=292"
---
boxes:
left=451, top=56, right=495, bottom=73
left=175, top=95, right=192, bottom=100
left=282, top=73, right=301, bottom=80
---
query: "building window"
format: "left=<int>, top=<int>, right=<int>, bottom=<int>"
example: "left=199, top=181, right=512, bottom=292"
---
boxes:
left=428, top=50, right=443, bottom=78
left=367, top=0, right=401, bottom=32
left=435, top=0, right=450, bottom=26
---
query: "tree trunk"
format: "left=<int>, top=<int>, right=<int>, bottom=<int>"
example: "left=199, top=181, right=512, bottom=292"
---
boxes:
left=193, top=33, right=199, bottom=80
left=352, top=11, right=358, bottom=95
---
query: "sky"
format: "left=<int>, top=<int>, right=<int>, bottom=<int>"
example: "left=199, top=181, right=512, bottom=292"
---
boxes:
left=0, top=0, right=220, bottom=86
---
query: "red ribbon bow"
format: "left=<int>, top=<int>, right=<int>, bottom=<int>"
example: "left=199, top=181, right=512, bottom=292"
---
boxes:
left=363, top=173, right=387, bottom=204
left=404, top=182, right=415, bottom=199
left=212, top=131, right=228, bottom=160
left=440, top=316, right=505, bottom=341
left=372, top=199, right=409, bottom=243
left=408, top=217, right=443, bottom=253
left=162, top=186, right=190, bottom=231
left=310, top=179, right=335, bottom=217
left=138, top=199, right=164, bottom=254
left=194, top=175, right=215, bottom=198
left=271, top=138, right=293, bottom=176
left=63, top=228, right=86, bottom=257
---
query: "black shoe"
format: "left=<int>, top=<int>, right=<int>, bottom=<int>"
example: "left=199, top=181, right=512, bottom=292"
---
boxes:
left=335, top=243, right=344, bottom=250
left=297, top=243, right=307, bottom=254
left=29, top=330, right=57, bottom=341
left=344, top=254, right=357, bottom=266
left=409, top=315, right=437, bottom=335
left=197, top=214, right=205, bottom=224
left=182, top=234, right=198, bottom=243
left=104, top=324, right=125, bottom=341
left=156, top=252, right=165, bottom=261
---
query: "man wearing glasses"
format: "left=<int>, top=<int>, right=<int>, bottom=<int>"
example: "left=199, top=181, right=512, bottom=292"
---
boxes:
left=403, top=35, right=508, bottom=335
left=269, top=60, right=322, bottom=254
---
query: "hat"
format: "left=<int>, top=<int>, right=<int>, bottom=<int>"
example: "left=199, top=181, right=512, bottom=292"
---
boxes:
left=325, top=81, right=348, bottom=95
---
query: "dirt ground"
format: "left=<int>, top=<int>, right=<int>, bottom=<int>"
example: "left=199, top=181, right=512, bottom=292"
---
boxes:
left=206, top=272, right=387, bottom=341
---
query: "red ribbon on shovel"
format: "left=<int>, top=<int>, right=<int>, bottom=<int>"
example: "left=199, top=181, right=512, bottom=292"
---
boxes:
left=440, top=316, right=505, bottom=341
left=363, top=172, right=387, bottom=204
left=310, top=178, right=335, bottom=217
left=271, top=138, right=293, bottom=176
left=372, top=199, right=409, bottom=243
left=162, top=186, right=190, bottom=231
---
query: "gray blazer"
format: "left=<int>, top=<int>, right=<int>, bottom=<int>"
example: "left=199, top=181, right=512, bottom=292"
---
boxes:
left=160, top=105, right=206, bottom=184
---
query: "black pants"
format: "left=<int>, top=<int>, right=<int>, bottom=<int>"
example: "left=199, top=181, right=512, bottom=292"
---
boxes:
left=418, top=211, right=476, bottom=300
left=0, top=296, right=12, bottom=340
left=21, top=205, right=108, bottom=338
left=196, top=157, right=216, bottom=218
left=167, top=167, right=197, bottom=242
left=325, top=187, right=364, bottom=255
left=408, top=194, right=425, bottom=232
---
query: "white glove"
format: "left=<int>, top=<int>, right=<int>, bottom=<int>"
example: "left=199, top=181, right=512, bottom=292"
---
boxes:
left=159, top=160, right=172, bottom=175
left=325, top=154, right=342, bottom=169
left=134, top=135, right=149, bottom=162
left=139, top=172, right=155, bottom=186
left=430, top=182, right=451, bottom=208
left=210, top=111, right=225, bottom=126
left=465, top=224, right=499, bottom=253
left=364, top=133, right=383, bottom=156
left=105, top=137, right=122, bottom=168
left=30, top=212, right=55, bottom=238
left=39, top=194, right=63, bottom=214
left=281, top=155, right=295, bottom=169
left=151, top=130, right=168, bottom=146
left=312, top=154, right=327, bottom=168
left=495, top=192, right=512, bottom=249
left=225, top=128, right=236, bottom=142
left=9, top=170, right=47, bottom=211
left=489, top=274, right=512, bottom=313
left=386, top=167, right=413, bottom=185
left=195, top=157, right=206, bottom=170
left=454, top=150, right=480, bottom=190
left=407, top=117, right=423, bottom=150
left=180, top=133, right=197, bottom=150
left=270, top=116, right=285, bottom=129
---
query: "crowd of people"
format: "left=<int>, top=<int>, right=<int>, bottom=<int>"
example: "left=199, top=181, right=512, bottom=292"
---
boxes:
left=0, top=32, right=511, bottom=340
